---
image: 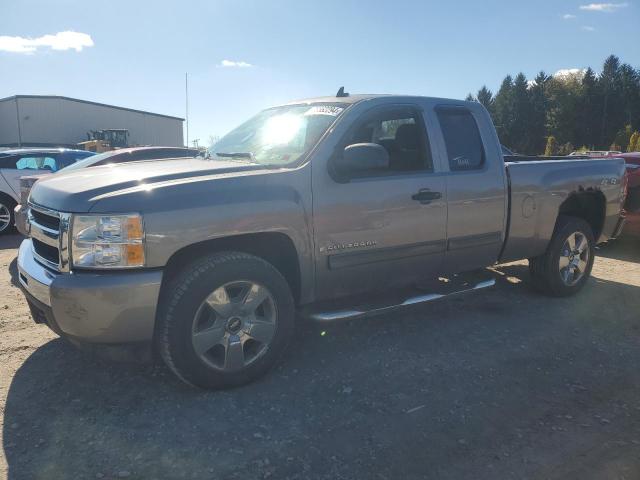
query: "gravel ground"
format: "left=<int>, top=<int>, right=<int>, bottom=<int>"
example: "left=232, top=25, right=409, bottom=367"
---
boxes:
left=1, top=233, right=640, bottom=480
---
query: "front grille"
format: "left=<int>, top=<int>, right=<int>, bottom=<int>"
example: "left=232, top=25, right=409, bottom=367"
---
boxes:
left=32, top=238, right=60, bottom=264
left=30, top=208, right=60, bottom=230
left=28, top=204, right=69, bottom=272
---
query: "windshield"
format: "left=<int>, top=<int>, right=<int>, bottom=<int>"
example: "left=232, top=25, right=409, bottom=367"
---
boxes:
left=209, top=103, right=347, bottom=166
left=60, top=151, right=117, bottom=172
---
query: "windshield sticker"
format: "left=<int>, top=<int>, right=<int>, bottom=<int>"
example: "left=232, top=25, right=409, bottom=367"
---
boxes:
left=304, top=105, right=344, bottom=117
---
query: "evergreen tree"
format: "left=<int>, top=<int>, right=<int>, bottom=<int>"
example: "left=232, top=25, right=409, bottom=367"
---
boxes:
left=529, top=71, right=550, bottom=154
left=619, top=64, right=640, bottom=130
left=578, top=67, right=602, bottom=149
left=511, top=73, right=532, bottom=153
left=599, top=55, right=624, bottom=148
left=468, top=55, right=640, bottom=154
left=465, top=93, right=475, bottom=102
left=493, top=75, right=514, bottom=148
left=476, top=86, right=494, bottom=116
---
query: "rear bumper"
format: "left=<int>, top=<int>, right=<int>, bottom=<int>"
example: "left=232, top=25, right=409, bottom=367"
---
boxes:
left=17, top=239, right=163, bottom=343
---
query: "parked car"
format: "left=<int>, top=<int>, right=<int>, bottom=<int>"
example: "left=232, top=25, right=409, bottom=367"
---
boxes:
left=0, top=148, right=95, bottom=235
left=605, top=152, right=640, bottom=236
left=14, top=146, right=200, bottom=235
left=17, top=94, right=627, bottom=389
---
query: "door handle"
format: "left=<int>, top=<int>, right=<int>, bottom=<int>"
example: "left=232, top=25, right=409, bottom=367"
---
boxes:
left=412, top=189, right=442, bottom=204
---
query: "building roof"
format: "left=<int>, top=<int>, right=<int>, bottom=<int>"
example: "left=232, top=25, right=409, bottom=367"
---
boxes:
left=0, top=95, right=184, bottom=121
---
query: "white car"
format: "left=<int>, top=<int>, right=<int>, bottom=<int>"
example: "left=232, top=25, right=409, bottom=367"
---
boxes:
left=0, top=148, right=94, bottom=234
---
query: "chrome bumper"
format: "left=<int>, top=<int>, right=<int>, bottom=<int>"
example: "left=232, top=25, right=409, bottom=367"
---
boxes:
left=17, top=238, right=55, bottom=306
left=17, top=239, right=164, bottom=343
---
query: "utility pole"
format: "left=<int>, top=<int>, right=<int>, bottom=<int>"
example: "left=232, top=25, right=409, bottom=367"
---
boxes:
left=185, top=73, right=189, bottom=147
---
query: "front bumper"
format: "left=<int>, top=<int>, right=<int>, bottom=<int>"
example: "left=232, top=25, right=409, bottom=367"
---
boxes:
left=17, top=239, right=163, bottom=343
left=14, top=204, right=28, bottom=236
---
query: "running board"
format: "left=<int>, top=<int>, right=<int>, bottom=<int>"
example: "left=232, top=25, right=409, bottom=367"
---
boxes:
left=306, top=278, right=495, bottom=322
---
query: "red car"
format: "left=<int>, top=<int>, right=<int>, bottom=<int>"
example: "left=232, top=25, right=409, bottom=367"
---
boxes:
left=606, top=152, right=640, bottom=237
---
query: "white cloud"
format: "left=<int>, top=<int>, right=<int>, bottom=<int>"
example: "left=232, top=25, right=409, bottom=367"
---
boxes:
left=579, top=2, right=629, bottom=11
left=581, top=25, right=596, bottom=30
left=554, top=68, right=587, bottom=79
left=219, top=59, right=253, bottom=68
left=0, top=31, right=94, bottom=54
left=562, top=13, right=577, bottom=18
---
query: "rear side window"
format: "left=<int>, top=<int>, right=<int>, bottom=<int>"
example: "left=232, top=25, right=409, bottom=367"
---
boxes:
left=436, top=108, right=485, bottom=171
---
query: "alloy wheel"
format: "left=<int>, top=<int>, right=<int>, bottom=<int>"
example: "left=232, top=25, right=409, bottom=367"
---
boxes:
left=0, top=204, right=11, bottom=232
left=191, top=281, right=277, bottom=371
left=558, top=231, right=590, bottom=286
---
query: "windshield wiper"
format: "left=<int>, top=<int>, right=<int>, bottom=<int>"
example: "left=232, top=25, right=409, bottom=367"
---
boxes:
left=215, top=152, right=254, bottom=160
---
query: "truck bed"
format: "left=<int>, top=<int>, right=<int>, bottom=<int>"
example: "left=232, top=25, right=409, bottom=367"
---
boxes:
left=500, top=157, right=626, bottom=263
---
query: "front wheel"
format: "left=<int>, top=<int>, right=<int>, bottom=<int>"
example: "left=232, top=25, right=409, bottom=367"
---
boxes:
left=156, top=251, right=295, bottom=389
left=529, top=216, right=595, bottom=297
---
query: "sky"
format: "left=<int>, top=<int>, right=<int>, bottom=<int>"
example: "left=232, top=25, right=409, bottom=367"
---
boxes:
left=1, top=0, right=638, bottom=147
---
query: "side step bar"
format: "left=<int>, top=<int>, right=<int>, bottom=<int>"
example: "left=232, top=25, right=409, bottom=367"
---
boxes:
left=306, top=278, right=495, bottom=322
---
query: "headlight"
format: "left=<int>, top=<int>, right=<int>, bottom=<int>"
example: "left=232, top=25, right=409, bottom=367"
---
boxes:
left=71, top=214, right=145, bottom=269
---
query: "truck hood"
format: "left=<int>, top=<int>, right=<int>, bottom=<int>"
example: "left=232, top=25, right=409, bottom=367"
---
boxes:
left=29, top=158, right=266, bottom=212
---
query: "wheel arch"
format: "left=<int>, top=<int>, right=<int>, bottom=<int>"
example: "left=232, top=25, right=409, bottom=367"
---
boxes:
left=161, top=232, right=304, bottom=304
left=557, top=190, right=606, bottom=241
left=0, top=191, right=18, bottom=207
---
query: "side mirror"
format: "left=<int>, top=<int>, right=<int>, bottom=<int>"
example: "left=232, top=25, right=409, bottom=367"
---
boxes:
left=341, top=143, right=389, bottom=173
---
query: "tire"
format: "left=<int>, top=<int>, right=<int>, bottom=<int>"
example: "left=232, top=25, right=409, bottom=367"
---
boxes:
left=0, top=195, right=16, bottom=235
left=528, top=215, right=595, bottom=297
left=156, top=251, right=295, bottom=389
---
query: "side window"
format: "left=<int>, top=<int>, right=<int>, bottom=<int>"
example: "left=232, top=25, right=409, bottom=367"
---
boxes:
left=16, top=156, right=58, bottom=171
left=0, top=156, right=18, bottom=169
left=57, top=153, right=92, bottom=169
left=338, top=107, right=433, bottom=178
left=436, top=107, right=485, bottom=172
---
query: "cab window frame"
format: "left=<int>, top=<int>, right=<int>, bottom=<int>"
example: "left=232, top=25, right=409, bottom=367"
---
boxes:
left=330, top=104, right=435, bottom=182
left=435, top=105, right=487, bottom=174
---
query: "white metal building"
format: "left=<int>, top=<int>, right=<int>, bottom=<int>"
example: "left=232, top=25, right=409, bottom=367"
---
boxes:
left=0, top=95, right=184, bottom=148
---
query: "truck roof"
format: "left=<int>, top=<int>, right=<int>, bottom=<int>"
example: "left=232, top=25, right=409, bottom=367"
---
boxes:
left=281, top=94, right=471, bottom=108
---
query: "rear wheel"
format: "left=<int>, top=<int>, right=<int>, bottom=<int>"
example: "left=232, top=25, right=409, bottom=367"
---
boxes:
left=156, top=251, right=295, bottom=389
left=0, top=196, right=16, bottom=235
left=529, top=216, right=595, bottom=297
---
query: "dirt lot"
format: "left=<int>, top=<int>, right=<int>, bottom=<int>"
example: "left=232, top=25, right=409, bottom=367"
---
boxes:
left=1, top=233, right=640, bottom=480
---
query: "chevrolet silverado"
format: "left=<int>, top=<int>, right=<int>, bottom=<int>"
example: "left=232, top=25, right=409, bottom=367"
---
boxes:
left=17, top=93, right=627, bottom=388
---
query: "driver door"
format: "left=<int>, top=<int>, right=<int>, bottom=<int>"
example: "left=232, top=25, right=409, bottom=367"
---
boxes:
left=311, top=104, right=448, bottom=301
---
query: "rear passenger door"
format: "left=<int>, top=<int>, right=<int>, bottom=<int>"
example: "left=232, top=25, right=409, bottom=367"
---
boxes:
left=432, top=105, right=507, bottom=273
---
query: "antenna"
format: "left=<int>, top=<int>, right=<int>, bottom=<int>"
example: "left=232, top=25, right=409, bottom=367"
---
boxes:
left=185, top=73, right=189, bottom=147
left=336, top=86, right=349, bottom=98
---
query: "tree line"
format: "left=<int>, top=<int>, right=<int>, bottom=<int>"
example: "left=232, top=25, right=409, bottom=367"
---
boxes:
left=466, top=55, right=640, bottom=155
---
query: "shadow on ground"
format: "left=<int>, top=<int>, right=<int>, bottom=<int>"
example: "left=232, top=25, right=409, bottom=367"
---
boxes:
left=596, top=234, right=639, bottom=262
left=0, top=234, right=23, bottom=251
left=4, top=241, right=640, bottom=479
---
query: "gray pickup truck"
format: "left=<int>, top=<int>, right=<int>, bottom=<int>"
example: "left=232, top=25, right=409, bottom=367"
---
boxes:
left=17, top=94, right=627, bottom=389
